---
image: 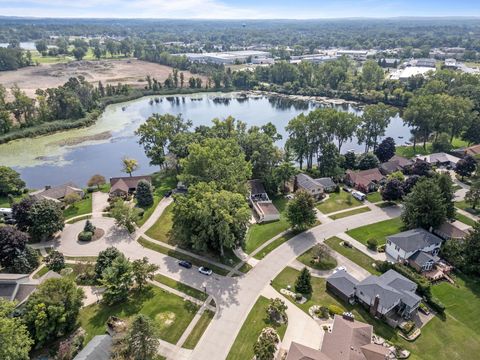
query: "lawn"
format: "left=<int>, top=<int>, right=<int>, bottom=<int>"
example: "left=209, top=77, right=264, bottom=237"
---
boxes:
left=182, top=309, right=215, bottom=349
left=226, top=296, right=287, bottom=360
left=154, top=274, right=208, bottom=301
left=316, top=190, right=363, bottom=214
left=455, top=212, right=477, bottom=227
left=144, top=204, right=242, bottom=267
left=324, top=237, right=380, bottom=275
left=136, top=172, right=177, bottom=226
left=329, top=206, right=371, bottom=220
left=79, top=285, right=199, bottom=345
left=297, top=246, right=337, bottom=271
left=137, top=237, right=230, bottom=276
left=253, top=232, right=296, bottom=260
left=63, top=194, right=93, bottom=220
left=396, top=137, right=468, bottom=158
left=366, top=191, right=382, bottom=203
left=346, top=217, right=404, bottom=246
left=33, top=265, right=49, bottom=279
left=244, top=197, right=290, bottom=254
left=405, top=275, right=480, bottom=360
left=455, top=201, right=480, bottom=216
left=0, top=193, right=28, bottom=207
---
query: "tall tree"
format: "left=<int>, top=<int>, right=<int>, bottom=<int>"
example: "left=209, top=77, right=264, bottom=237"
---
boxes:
left=381, top=179, right=404, bottom=202
left=0, top=166, right=25, bottom=196
left=24, top=278, right=84, bottom=346
left=122, top=314, right=160, bottom=360
left=131, top=257, right=159, bottom=291
left=286, top=190, right=317, bottom=231
left=465, top=181, right=480, bottom=210
left=180, top=138, right=252, bottom=194
left=374, top=137, right=396, bottom=163
left=121, top=157, right=138, bottom=177
left=135, top=180, right=154, bottom=207
left=172, top=182, right=251, bottom=257
left=318, top=142, right=342, bottom=178
left=402, top=178, right=447, bottom=230
left=87, top=174, right=106, bottom=189
left=111, top=199, right=140, bottom=233
left=0, top=298, right=33, bottom=360
left=101, top=253, right=133, bottom=305
left=253, top=327, right=279, bottom=360
left=95, top=247, right=122, bottom=279
left=28, top=199, right=64, bottom=241
left=436, top=173, right=456, bottom=219
left=357, top=103, right=396, bottom=152
left=455, top=155, right=477, bottom=181
left=0, top=226, right=28, bottom=270
left=135, top=114, right=191, bottom=169
left=295, top=267, right=312, bottom=294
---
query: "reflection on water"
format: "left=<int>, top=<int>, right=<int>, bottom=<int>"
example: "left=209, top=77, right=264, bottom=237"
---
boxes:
left=0, top=92, right=411, bottom=188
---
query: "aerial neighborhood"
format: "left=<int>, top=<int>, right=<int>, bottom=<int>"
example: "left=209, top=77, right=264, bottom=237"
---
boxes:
left=0, top=11, right=480, bottom=360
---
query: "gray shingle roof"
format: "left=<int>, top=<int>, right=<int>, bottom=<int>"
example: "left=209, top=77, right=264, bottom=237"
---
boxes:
left=315, top=177, right=336, bottom=189
left=387, top=228, right=443, bottom=253
left=296, top=173, right=324, bottom=191
left=409, top=251, right=436, bottom=268
left=327, top=269, right=359, bottom=298
left=74, top=335, right=112, bottom=360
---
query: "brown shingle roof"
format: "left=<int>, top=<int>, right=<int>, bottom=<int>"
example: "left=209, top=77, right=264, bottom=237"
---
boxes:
left=286, top=342, right=331, bottom=360
left=346, top=169, right=384, bottom=188
left=109, top=175, right=152, bottom=194
left=31, top=182, right=83, bottom=201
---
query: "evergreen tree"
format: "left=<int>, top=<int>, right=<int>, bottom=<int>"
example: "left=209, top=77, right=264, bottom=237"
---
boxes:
left=122, top=314, right=160, bottom=360
left=135, top=180, right=154, bottom=207
left=295, top=267, right=312, bottom=295
left=100, top=254, right=133, bottom=305
left=436, top=173, right=456, bottom=219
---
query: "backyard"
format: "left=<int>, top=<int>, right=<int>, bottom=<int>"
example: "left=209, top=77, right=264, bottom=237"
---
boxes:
left=79, top=285, right=199, bottom=345
left=455, top=200, right=480, bottom=216
left=346, top=217, right=404, bottom=246
left=244, top=197, right=290, bottom=254
left=226, top=296, right=287, bottom=360
left=63, top=193, right=92, bottom=220
left=316, top=189, right=362, bottom=214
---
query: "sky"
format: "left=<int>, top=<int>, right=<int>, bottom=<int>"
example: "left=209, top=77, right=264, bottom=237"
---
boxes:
left=1, top=0, right=480, bottom=19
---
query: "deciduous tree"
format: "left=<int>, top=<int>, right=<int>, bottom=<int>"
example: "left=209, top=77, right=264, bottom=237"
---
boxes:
left=374, top=137, right=396, bottom=163
left=28, top=199, right=64, bottom=241
left=0, top=298, right=33, bottom=360
left=87, top=174, right=106, bottom=189
left=121, top=157, right=139, bottom=177
left=111, top=199, right=140, bottom=233
left=0, top=166, right=25, bottom=195
left=132, top=257, right=159, bottom=291
left=286, top=190, right=316, bottom=230
left=44, top=250, right=65, bottom=273
left=100, top=253, right=133, bottom=305
left=0, top=226, right=28, bottom=269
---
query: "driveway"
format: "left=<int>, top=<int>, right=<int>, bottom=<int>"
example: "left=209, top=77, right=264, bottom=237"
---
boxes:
left=91, top=191, right=109, bottom=216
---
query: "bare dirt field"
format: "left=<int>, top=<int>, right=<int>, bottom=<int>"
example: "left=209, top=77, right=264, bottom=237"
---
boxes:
left=0, top=59, right=206, bottom=98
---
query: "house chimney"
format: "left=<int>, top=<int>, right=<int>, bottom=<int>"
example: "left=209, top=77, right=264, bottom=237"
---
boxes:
left=45, top=185, right=51, bottom=190
left=370, top=295, right=380, bottom=317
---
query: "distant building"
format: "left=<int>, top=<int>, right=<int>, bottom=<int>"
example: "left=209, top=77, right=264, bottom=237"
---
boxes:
left=415, top=152, right=461, bottom=167
left=344, top=169, right=385, bottom=193
left=379, top=58, right=399, bottom=68
left=109, top=175, right=152, bottom=198
left=386, top=228, right=443, bottom=263
left=414, top=58, right=437, bottom=68
left=247, top=179, right=280, bottom=223
left=30, top=182, right=84, bottom=202
left=454, top=144, right=480, bottom=157
left=444, top=58, right=458, bottom=68
left=336, top=49, right=374, bottom=60
left=294, top=173, right=325, bottom=200
left=379, top=155, right=414, bottom=175
left=183, top=50, right=271, bottom=65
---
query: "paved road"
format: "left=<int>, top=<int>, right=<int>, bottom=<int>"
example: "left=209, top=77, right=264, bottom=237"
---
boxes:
left=53, top=197, right=401, bottom=360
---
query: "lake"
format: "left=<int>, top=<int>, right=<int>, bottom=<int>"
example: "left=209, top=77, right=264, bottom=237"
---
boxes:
left=0, top=93, right=411, bottom=188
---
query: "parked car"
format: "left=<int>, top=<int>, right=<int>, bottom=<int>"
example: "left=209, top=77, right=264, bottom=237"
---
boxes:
left=352, top=191, right=366, bottom=201
left=164, top=190, right=173, bottom=198
left=333, top=266, right=346, bottom=274
left=198, top=266, right=213, bottom=276
left=342, top=186, right=351, bottom=193
left=178, top=260, right=192, bottom=269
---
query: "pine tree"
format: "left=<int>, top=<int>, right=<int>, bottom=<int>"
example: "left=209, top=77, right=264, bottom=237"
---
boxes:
left=135, top=180, right=154, bottom=207
left=295, top=267, right=312, bottom=295
left=123, top=314, right=159, bottom=360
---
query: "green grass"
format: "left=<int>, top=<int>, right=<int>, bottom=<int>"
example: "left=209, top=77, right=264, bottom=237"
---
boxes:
left=316, top=190, right=362, bottom=214
left=396, top=137, right=468, bottom=158
left=65, top=214, right=92, bottom=224
left=329, top=206, right=371, bottom=220
left=33, top=265, right=49, bottom=279
left=145, top=203, right=174, bottom=242
left=253, top=232, right=296, bottom=260
left=154, top=274, right=208, bottom=301
left=182, top=310, right=215, bottom=349
left=0, top=193, right=29, bottom=207
left=346, top=217, right=404, bottom=246
left=79, top=285, right=199, bottom=345
left=367, top=191, right=383, bottom=203
left=455, top=201, right=480, bottom=216
left=405, top=275, right=480, bottom=360
left=455, top=212, right=477, bottom=227
left=226, top=296, right=287, bottom=360
left=136, top=172, right=177, bottom=226
left=63, top=194, right=93, bottom=220
left=244, top=197, right=290, bottom=254
left=324, top=237, right=380, bottom=275
left=64, top=256, right=97, bottom=262
left=297, top=247, right=337, bottom=270
left=138, top=237, right=230, bottom=276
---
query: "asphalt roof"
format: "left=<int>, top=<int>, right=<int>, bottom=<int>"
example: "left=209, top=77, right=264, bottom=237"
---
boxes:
left=296, top=173, right=324, bottom=191
left=315, top=177, right=336, bottom=188
left=74, top=335, right=112, bottom=360
left=409, top=251, right=436, bottom=268
left=327, top=269, right=359, bottom=297
left=387, top=228, right=443, bottom=253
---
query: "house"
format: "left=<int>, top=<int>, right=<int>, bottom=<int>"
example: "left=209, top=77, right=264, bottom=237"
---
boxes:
left=326, top=269, right=358, bottom=304
left=379, top=58, right=399, bottom=68
left=315, top=177, right=337, bottom=192
left=355, top=270, right=421, bottom=321
left=327, top=269, right=421, bottom=324
left=295, top=173, right=325, bottom=200
left=408, top=251, right=437, bottom=273
left=415, top=153, right=461, bottom=167
left=414, top=58, right=437, bottom=68
left=0, top=271, right=61, bottom=307
left=30, top=182, right=84, bottom=202
left=344, top=169, right=385, bottom=193
left=286, top=315, right=391, bottom=360
left=247, top=179, right=280, bottom=223
left=433, top=221, right=469, bottom=241
left=386, top=228, right=443, bottom=262
left=109, top=175, right=152, bottom=197
left=74, top=334, right=112, bottom=360
left=379, top=155, right=414, bottom=175
left=454, top=144, right=480, bottom=157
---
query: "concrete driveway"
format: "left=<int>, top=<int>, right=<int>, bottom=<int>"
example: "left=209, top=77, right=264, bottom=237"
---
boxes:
left=91, top=191, right=110, bottom=216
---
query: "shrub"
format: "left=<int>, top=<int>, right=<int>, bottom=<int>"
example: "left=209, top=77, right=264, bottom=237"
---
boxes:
left=78, top=231, right=93, bottom=242
left=366, top=238, right=378, bottom=251
left=319, top=306, right=329, bottom=318
left=377, top=244, right=386, bottom=253
left=400, top=321, right=416, bottom=335
left=428, top=296, right=445, bottom=314
left=323, top=325, right=329, bottom=331
left=44, top=250, right=65, bottom=272
left=343, top=241, right=352, bottom=248
left=328, top=305, right=344, bottom=316
left=84, top=220, right=96, bottom=233
left=295, top=293, right=303, bottom=301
